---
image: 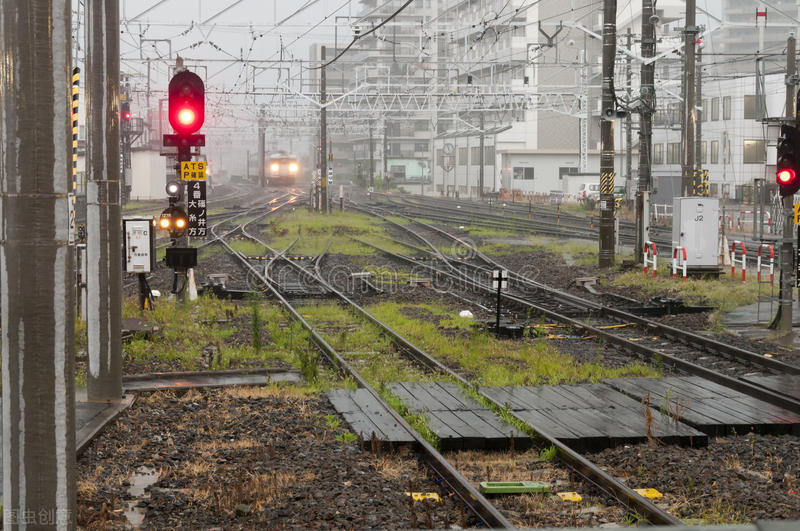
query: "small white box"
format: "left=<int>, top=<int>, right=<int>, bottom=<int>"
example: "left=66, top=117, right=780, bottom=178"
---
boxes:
left=123, top=217, right=156, bottom=273
left=672, top=197, right=719, bottom=268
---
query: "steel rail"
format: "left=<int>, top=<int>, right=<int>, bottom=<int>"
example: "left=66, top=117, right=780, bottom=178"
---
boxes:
left=214, top=214, right=514, bottom=529
left=352, top=210, right=800, bottom=417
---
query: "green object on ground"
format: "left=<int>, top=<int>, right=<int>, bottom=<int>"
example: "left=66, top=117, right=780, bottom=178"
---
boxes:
left=479, top=481, right=550, bottom=494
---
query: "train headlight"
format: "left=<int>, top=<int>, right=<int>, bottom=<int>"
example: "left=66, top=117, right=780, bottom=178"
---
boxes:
left=270, top=163, right=279, bottom=172
left=289, top=162, right=298, bottom=173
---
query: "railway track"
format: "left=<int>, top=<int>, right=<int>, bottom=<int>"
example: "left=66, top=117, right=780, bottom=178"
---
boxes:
left=208, top=198, right=515, bottom=529
left=351, top=203, right=800, bottom=415
left=206, top=203, right=688, bottom=527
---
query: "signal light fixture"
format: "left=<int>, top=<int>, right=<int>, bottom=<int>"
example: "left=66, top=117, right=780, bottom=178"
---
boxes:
left=158, top=205, right=189, bottom=238
left=776, top=124, right=800, bottom=197
left=168, top=70, right=205, bottom=136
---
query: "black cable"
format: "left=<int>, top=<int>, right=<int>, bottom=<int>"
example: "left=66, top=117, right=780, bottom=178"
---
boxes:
left=310, top=0, right=416, bottom=70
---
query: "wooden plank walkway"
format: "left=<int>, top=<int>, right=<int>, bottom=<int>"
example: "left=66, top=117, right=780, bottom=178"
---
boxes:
left=605, top=377, right=800, bottom=437
left=481, top=383, right=706, bottom=452
left=326, top=388, right=415, bottom=445
left=387, top=382, right=530, bottom=451
left=741, top=374, right=800, bottom=402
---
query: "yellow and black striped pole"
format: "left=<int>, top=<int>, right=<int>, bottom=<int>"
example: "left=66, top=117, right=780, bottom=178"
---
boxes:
left=70, top=66, right=80, bottom=243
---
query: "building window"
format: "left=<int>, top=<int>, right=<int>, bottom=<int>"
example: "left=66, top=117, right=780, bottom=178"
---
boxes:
left=414, top=142, right=428, bottom=153
left=710, top=140, right=719, bottom=164
left=743, top=139, right=766, bottom=163
left=699, top=141, right=707, bottom=165
left=670, top=103, right=680, bottom=124
left=471, top=146, right=481, bottom=164
left=414, top=120, right=428, bottom=132
left=702, top=100, right=708, bottom=122
left=512, top=167, right=534, bottom=180
left=459, top=147, right=468, bottom=166
left=743, top=95, right=757, bottom=119
left=711, top=97, right=719, bottom=121
left=436, top=149, right=443, bottom=168
left=667, top=143, right=680, bottom=164
left=559, top=166, right=579, bottom=180
left=484, top=145, right=495, bottom=165
left=653, top=143, right=664, bottom=164
left=723, top=96, right=731, bottom=120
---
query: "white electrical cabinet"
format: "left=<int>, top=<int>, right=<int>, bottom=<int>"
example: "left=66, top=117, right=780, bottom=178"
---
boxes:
left=123, top=217, right=156, bottom=273
left=671, top=197, right=720, bottom=269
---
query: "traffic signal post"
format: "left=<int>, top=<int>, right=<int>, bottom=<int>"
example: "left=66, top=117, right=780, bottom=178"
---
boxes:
left=162, top=67, right=205, bottom=303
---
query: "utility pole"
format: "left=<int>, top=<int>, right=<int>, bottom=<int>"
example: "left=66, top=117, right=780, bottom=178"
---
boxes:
left=696, top=47, right=703, bottom=172
left=479, top=113, right=485, bottom=199
left=778, top=34, right=796, bottom=345
left=1, top=2, right=77, bottom=526
left=383, top=118, right=389, bottom=190
left=369, top=118, right=375, bottom=189
left=625, top=28, right=633, bottom=201
left=320, top=45, right=328, bottom=214
left=636, top=0, right=656, bottom=263
left=86, top=0, right=123, bottom=401
left=258, top=116, right=265, bottom=187
left=599, top=0, right=617, bottom=268
left=681, top=0, right=697, bottom=196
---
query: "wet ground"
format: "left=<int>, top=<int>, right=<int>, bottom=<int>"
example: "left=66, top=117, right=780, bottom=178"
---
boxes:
left=77, top=386, right=472, bottom=529
left=589, top=434, right=800, bottom=523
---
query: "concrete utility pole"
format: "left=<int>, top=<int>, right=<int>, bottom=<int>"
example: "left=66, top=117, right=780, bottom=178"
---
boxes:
left=625, top=28, right=633, bottom=198
left=778, top=34, right=796, bottom=345
left=320, top=46, right=328, bottom=214
left=599, top=0, right=617, bottom=268
left=86, top=0, right=123, bottom=401
left=1, top=1, right=77, bottom=527
left=369, top=118, right=375, bottom=189
left=636, top=0, right=656, bottom=263
left=479, top=113, right=485, bottom=199
left=258, top=117, right=265, bottom=186
left=681, top=0, right=697, bottom=196
left=696, top=47, right=703, bottom=171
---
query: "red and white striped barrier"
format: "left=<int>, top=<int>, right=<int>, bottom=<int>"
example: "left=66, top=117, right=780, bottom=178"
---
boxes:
left=730, top=240, right=746, bottom=282
left=737, top=210, right=772, bottom=231
left=672, top=246, right=687, bottom=281
left=643, top=241, right=657, bottom=278
left=757, top=244, right=774, bottom=285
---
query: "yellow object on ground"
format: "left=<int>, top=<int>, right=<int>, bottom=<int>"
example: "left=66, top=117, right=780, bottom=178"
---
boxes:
left=405, top=492, right=442, bottom=503
left=634, top=488, right=663, bottom=499
left=557, top=492, right=583, bottom=502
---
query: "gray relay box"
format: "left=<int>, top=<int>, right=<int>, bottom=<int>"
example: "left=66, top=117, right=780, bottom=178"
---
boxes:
left=671, top=197, right=719, bottom=269
left=123, top=217, right=156, bottom=273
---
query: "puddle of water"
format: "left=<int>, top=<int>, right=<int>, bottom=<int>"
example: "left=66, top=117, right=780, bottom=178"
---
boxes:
left=124, top=466, right=160, bottom=528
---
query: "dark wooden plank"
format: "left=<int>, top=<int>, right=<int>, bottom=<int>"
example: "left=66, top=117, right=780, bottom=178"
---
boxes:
left=482, top=386, right=537, bottom=411
left=519, top=386, right=583, bottom=409
left=386, top=382, right=436, bottom=412
left=351, top=389, right=415, bottom=443
left=423, top=411, right=463, bottom=450
left=434, top=382, right=485, bottom=410
left=653, top=378, right=775, bottom=425
left=470, top=410, right=533, bottom=451
left=326, top=389, right=361, bottom=414
left=425, top=382, right=474, bottom=410
left=340, top=411, right=390, bottom=441
left=399, top=382, right=453, bottom=411
left=430, top=410, right=486, bottom=450
left=742, top=375, right=800, bottom=401
left=513, top=408, right=581, bottom=440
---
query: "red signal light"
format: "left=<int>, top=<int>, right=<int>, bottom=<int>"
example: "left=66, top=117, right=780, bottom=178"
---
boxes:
left=178, top=108, right=196, bottom=126
left=123, top=111, right=131, bottom=120
left=778, top=168, right=796, bottom=184
left=168, top=70, right=205, bottom=135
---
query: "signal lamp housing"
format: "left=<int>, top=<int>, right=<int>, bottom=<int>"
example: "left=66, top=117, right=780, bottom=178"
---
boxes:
left=168, top=70, right=205, bottom=136
left=776, top=124, right=800, bottom=197
left=158, top=205, right=189, bottom=238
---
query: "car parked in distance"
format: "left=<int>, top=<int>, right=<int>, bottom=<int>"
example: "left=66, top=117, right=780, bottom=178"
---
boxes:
left=578, top=183, right=600, bottom=201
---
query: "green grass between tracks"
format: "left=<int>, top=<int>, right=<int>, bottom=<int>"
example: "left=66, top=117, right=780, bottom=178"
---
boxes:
left=261, top=209, right=417, bottom=256
left=366, top=301, right=661, bottom=386
left=118, top=295, right=342, bottom=392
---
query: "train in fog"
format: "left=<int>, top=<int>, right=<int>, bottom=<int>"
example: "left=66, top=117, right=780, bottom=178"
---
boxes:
left=267, top=151, right=300, bottom=186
